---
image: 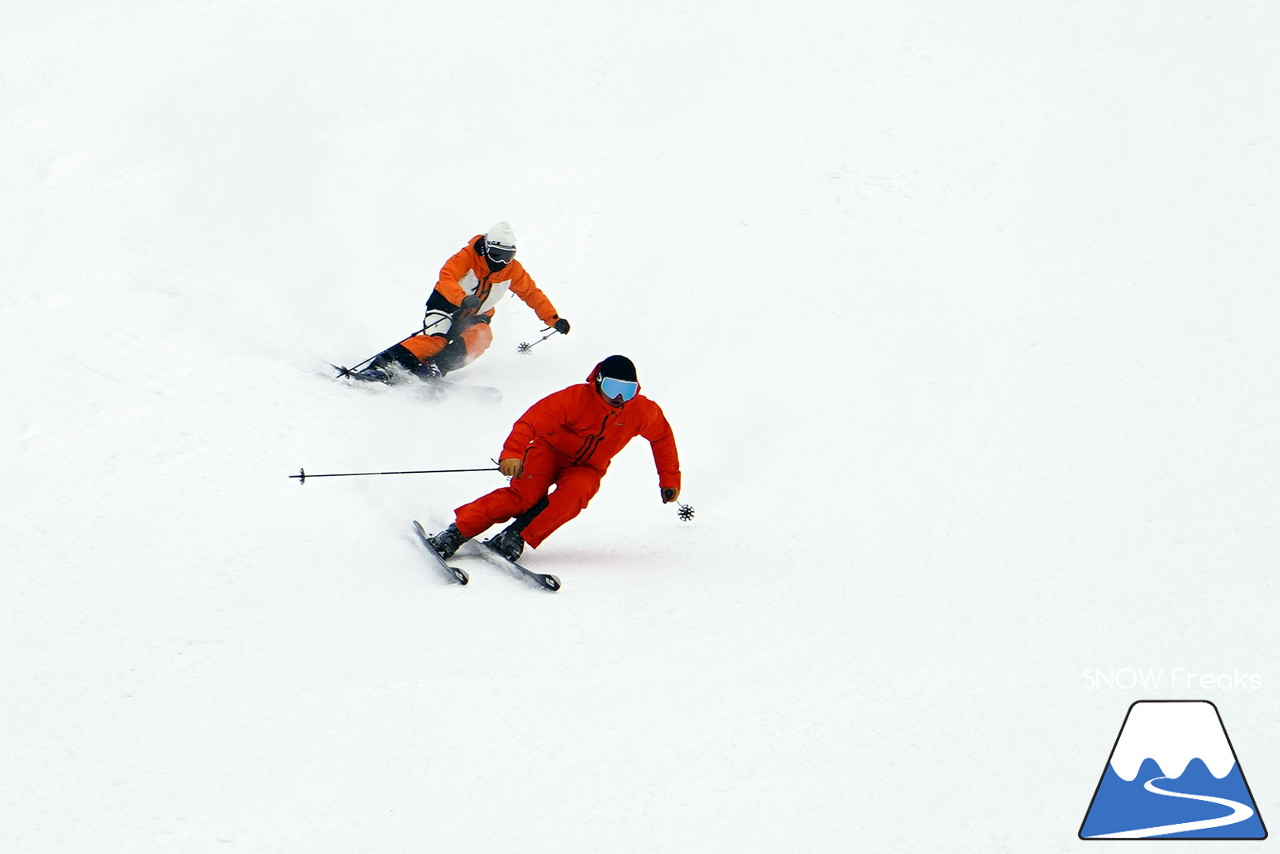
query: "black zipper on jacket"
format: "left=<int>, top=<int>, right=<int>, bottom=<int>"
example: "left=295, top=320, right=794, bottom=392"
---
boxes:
left=573, top=410, right=615, bottom=464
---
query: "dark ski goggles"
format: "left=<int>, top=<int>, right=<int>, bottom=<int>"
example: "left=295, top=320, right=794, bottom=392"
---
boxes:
left=599, top=376, right=638, bottom=402
left=486, top=244, right=516, bottom=264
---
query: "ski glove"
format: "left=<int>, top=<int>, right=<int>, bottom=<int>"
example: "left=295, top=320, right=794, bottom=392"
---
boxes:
left=459, top=295, right=481, bottom=312
left=499, top=458, right=524, bottom=478
left=661, top=487, right=680, bottom=504
left=553, top=318, right=570, bottom=335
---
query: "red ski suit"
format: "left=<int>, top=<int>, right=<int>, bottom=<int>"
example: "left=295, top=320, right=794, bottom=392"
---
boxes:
left=454, top=370, right=681, bottom=548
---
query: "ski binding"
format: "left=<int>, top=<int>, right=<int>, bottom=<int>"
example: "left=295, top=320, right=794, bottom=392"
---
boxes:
left=412, top=520, right=469, bottom=585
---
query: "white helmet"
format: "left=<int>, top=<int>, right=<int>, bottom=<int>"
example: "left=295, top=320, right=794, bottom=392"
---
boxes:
left=484, top=221, right=517, bottom=265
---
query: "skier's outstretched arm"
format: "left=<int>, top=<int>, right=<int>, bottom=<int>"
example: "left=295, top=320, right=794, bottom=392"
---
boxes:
left=507, top=266, right=568, bottom=332
left=498, top=390, right=572, bottom=477
left=641, top=405, right=681, bottom=501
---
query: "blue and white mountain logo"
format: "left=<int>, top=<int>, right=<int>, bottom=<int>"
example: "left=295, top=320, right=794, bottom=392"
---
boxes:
left=1080, top=700, right=1266, bottom=839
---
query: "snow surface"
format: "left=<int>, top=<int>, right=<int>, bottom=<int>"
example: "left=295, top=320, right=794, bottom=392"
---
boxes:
left=3, top=3, right=1279, bottom=852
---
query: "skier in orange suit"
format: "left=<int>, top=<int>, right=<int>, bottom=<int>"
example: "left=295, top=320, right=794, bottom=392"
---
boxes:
left=355, top=221, right=569, bottom=381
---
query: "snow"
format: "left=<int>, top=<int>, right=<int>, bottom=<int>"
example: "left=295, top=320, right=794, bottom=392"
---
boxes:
left=1109, top=702, right=1236, bottom=781
left=3, top=2, right=1279, bottom=851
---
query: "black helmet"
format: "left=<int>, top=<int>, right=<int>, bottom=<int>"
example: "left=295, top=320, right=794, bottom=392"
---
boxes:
left=594, top=355, right=638, bottom=404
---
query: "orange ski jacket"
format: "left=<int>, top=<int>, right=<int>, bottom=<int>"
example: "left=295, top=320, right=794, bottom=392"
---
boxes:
left=425, top=235, right=561, bottom=335
left=500, top=369, right=681, bottom=490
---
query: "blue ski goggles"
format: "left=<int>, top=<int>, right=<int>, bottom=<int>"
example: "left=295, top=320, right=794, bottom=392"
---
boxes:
left=599, top=376, right=638, bottom=403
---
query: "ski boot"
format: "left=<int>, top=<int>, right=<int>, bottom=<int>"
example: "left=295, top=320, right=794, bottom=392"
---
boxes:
left=428, top=523, right=466, bottom=559
left=487, top=527, right=526, bottom=562
left=413, top=359, right=445, bottom=381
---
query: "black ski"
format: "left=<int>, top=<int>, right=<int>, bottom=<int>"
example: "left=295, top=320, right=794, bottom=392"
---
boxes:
left=332, top=363, right=501, bottom=402
left=412, top=521, right=469, bottom=585
left=465, top=540, right=561, bottom=592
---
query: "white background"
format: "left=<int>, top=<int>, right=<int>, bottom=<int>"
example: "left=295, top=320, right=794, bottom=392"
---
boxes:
left=3, top=2, right=1277, bottom=851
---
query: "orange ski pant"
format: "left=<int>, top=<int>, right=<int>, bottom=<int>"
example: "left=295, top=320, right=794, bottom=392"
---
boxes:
left=454, top=445, right=603, bottom=548
left=399, top=322, right=493, bottom=365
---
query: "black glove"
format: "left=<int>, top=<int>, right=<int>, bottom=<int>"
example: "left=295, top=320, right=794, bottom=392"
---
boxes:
left=553, top=318, right=570, bottom=335
left=661, top=487, right=680, bottom=504
left=459, top=295, right=481, bottom=312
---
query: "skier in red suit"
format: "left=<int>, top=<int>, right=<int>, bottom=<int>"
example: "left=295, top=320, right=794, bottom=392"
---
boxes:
left=428, top=355, right=682, bottom=562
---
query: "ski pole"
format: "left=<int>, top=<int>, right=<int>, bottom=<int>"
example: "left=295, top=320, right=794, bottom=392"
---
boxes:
left=291, top=466, right=498, bottom=484
left=335, top=320, right=442, bottom=377
left=517, top=327, right=557, bottom=353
